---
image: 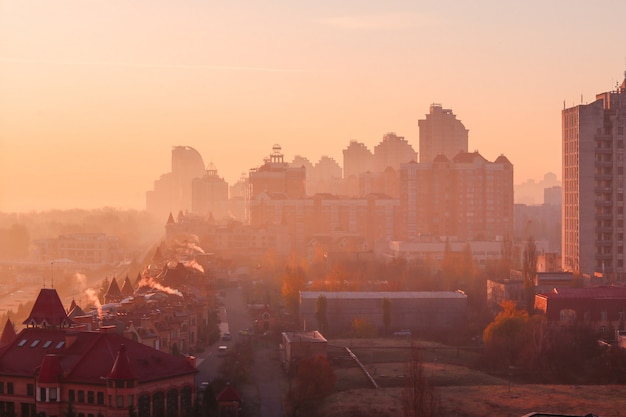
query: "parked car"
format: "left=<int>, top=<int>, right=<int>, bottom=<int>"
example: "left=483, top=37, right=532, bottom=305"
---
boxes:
left=239, top=328, right=253, bottom=336
left=221, top=332, right=232, bottom=341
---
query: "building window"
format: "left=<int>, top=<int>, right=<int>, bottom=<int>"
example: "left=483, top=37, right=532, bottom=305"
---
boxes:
left=69, top=390, right=75, bottom=402
left=97, top=392, right=104, bottom=405
left=128, top=395, right=134, bottom=408
left=0, top=382, right=5, bottom=394
left=88, top=391, right=94, bottom=404
left=602, top=311, right=608, bottom=321
left=49, top=388, right=57, bottom=401
left=78, top=390, right=85, bottom=403
left=7, top=383, right=13, bottom=395
left=27, top=384, right=34, bottom=396
left=116, top=395, right=124, bottom=409
left=40, top=388, right=47, bottom=402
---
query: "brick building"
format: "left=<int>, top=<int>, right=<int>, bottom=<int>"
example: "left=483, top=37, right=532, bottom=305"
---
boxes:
left=0, top=288, right=198, bottom=417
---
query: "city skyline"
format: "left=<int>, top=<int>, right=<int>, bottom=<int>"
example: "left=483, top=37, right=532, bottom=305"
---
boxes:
left=2, top=1, right=625, bottom=212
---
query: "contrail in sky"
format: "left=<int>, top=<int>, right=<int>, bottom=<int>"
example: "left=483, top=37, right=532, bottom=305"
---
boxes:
left=0, top=57, right=301, bottom=73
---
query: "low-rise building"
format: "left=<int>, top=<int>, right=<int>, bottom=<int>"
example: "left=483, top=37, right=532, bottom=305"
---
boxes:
left=0, top=288, right=198, bottom=417
left=535, top=286, right=626, bottom=337
left=299, top=291, right=467, bottom=336
left=280, top=331, right=327, bottom=370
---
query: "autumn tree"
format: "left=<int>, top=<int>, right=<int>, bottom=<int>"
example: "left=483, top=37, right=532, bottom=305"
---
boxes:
left=401, top=346, right=440, bottom=417
left=281, top=265, right=307, bottom=317
left=287, top=354, right=336, bottom=417
left=522, top=237, right=538, bottom=313
left=483, top=300, right=529, bottom=369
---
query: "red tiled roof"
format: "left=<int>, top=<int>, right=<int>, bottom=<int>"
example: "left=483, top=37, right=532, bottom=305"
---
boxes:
left=38, top=354, right=62, bottom=383
left=107, top=344, right=136, bottom=380
left=22, top=289, right=73, bottom=328
left=0, top=328, right=196, bottom=384
left=217, top=384, right=241, bottom=403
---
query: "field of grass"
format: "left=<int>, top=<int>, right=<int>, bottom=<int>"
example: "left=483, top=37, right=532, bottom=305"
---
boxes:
left=320, top=337, right=626, bottom=417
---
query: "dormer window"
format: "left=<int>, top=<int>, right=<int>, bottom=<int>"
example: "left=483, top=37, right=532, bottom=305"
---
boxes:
left=17, top=339, right=27, bottom=347
left=42, top=341, right=52, bottom=349
left=30, top=340, right=40, bottom=348
left=55, top=341, right=65, bottom=349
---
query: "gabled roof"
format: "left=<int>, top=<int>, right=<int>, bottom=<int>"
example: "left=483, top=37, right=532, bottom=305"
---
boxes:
left=107, top=344, right=136, bottom=380
left=120, top=276, right=135, bottom=297
left=38, top=354, right=62, bottom=383
left=67, top=304, right=87, bottom=319
left=0, top=319, right=16, bottom=348
left=217, top=384, right=241, bottom=403
left=22, top=288, right=73, bottom=328
left=105, top=278, right=123, bottom=301
left=0, top=327, right=196, bottom=384
left=166, top=212, right=175, bottom=225
left=452, top=151, right=488, bottom=164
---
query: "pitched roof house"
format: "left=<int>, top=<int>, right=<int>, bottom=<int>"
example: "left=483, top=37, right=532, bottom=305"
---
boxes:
left=0, top=288, right=198, bottom=417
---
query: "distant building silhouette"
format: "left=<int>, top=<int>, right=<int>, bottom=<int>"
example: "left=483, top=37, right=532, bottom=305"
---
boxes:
left=192, top=162, right=229, bottom=219
left=418, top=103, right=469, bottom=163
left=147, top=146, right=206, bottom=219
left=249, top=144, right=305, bottom=199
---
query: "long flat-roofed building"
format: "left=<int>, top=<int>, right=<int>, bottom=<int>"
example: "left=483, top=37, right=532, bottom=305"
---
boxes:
left=299, top=291, right=467, bottom=336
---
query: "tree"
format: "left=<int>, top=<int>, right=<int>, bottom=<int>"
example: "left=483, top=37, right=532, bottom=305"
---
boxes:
left=401, top=346, right=440, bottom=417
left=281, top=265, right=307, bottom=317
left=483, top=300, right=529, bottom=369
left=314, top=295, right=328, bottom=334
left=287, top=354, right=336, bottom=417
left=522, top=237, right=538, bottom=313
left=382, top=297, right=392, bottom=336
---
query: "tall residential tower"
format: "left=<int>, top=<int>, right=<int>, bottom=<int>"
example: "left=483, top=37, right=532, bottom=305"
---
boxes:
left=418, top=104, right=469, bottom=163
left=562, top=75, right=626, bottom=280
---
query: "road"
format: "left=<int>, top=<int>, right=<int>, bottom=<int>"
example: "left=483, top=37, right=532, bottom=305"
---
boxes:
left=195, top=286, right=286, bottom=417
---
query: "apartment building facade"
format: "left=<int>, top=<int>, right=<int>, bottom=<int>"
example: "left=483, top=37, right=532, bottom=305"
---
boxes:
left=562, top=76, right=626, bottom=279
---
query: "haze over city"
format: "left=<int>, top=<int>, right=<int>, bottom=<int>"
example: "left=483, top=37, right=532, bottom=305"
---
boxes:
left=2, top=1, right=626, bottom=212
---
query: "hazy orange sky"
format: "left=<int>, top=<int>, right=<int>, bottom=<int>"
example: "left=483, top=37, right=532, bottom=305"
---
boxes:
left=1, top=1, right=626, bottom=213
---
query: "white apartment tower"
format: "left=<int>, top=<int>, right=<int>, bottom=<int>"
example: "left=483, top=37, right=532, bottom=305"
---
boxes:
left=562, top=75, right=626, bottom=280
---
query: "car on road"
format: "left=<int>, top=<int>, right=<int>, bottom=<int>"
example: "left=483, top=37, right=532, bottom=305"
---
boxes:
left=239, top=328, right=253, bottom=336
left=221, top=332, right=232, bottom=341
left=218, top=345, right=228, bottom=356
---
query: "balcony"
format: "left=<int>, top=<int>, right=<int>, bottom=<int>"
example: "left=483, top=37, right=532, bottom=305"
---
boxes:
left=595, top=160, right=613, bottom=167
left=595, top=173, right=613, bottom=180
left=595, top=227, right=614, bottom=233
left=595, top=213, right=612, bottom=220
left=595, top=240, right=613, bottom=246
left=595, top=199, right=613, bottom=207
left=595, top=186, right=613, bottom=193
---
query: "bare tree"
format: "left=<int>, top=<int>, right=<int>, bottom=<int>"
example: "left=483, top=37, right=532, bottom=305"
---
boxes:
left=522, top=237, right=538, bottom=314
left=401, top=346, right=440, bottom=417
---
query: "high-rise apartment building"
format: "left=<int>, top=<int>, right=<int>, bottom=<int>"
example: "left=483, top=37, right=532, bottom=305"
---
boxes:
left=191, top=163, right=229, bottom=219
left=418, top=104, right=469, bottom=163
left=147, top=146, right=206, bottom=219
left=562, top=77, right=626, bottom=279
left=249, top=144, right=305, bottom=199
left=373, top=132, right=418, bottom=172
left=399, top=152, right=513, bottom=241
left=343, top=141, right=374, bottom=180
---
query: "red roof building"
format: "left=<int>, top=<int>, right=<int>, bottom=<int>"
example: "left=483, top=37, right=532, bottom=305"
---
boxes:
left=0, top=288, right=198, bottom=417
left=535, top=286, right=626, bottom=336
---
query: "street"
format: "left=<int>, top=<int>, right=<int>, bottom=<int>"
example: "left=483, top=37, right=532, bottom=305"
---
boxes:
left=195, top=286, right=286, bottom=417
